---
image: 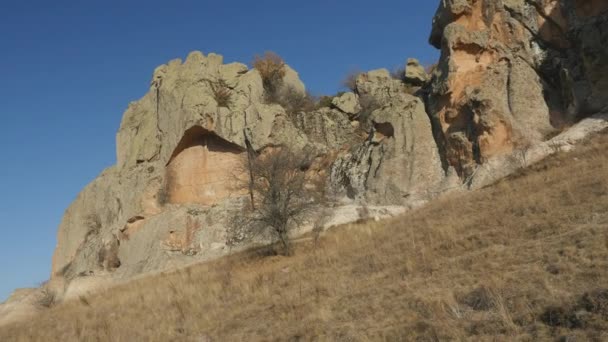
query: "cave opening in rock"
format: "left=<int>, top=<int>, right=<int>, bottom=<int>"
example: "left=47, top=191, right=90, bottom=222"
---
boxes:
left=374, top=122, right=395, bottom=138
left=165, top=126, right=245, bottom=206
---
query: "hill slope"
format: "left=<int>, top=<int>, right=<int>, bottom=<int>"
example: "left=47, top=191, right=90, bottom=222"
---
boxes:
left=1, top=131, right=607, bottom=341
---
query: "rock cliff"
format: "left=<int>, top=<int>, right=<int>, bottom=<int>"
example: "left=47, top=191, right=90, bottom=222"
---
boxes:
left=51, top=50, right=428, bottom=292
left=329, top=69, right=447, bottom=205
left=426, top=0, right=608, bottom=176
left=35, top=0, right=608, bottom=305
left=53, top=52, right=337, bottom=284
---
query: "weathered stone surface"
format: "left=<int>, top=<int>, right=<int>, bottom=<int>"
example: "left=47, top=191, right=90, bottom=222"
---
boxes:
left=404, top=58, right=429, bottom=85
left=292, top=107, right=360, bottom=150
left=116, top=51, right=310, bottom=170
left=52, top=52, right=321, bottom=280
left=165, top=127, right=245, bottom=206
left=39, top=0, right=608, bottom=315
left=331, top=92, right=361, bottom=115
left=330, top=69, right=447, bottom=205
left=50, top=51, right=361, bottom=289
left=426, top=0, right=608, bottom=177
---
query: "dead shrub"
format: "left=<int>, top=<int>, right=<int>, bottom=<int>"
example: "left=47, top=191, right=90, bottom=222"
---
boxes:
left=580, top=289, right=608, bottom=318
left=538, top=289, right=608, bottom=330
left=390, top=66, right=406, bottom=82
left=425, top=62, right=438, bottom=75
left=458, top=286, right=495, bottom=311
left=209, top=79, right=232, bottom=108
left=316, top=95, right=334, bottom=109
left=357, top=94, right=380, bottom=128
left=228, top=148, right=323, bottom=255
left=97, top=237, right=121, bottom=271
left=540, top=305, right=587, bottom=329
left=85, top=214, right=101, bottom=239
left=252, top=52, right=315, bottom=115
left=253, top=51, right=286, bottom=102
left=36, top=288, right=56, bottom=309
left=275, top=86, right=315, bottom=115
left=342, top=70, right=361, bottom=92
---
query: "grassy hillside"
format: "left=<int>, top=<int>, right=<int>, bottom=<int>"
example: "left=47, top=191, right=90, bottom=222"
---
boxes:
left=1, top=131, right=607, bottom=341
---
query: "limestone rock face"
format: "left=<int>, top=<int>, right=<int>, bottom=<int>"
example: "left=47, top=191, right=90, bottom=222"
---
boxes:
left=426, top=0, right=608, bottom=176
left=116, top=51, right=311, bottom=170
left=292, top=107, right=360, bottom=150
left=50, top=52, right=448, bottom=290
left=330, top=69, right=446, bottom=205
left=15, top=2, right=607, bottom=327
left=51, top=51, right=345, bottom=283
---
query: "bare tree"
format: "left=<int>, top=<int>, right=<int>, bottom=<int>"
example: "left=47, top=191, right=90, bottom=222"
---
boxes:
left=228, top=147, right=323, bottom=255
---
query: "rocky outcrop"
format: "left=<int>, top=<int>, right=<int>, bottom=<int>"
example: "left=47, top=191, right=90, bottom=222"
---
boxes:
left=292, top=107, right=360, bottom=150
left=426, top=0, right=608, bottom=177
left=52, top=52, right=396, bottom=292
left=330, top=69, right=448, bottom=206
left=52, top=51, right=349, bottom=284
left=38, top=0, right=608, bottom=315
left=116, top=51, right=312, bottom=169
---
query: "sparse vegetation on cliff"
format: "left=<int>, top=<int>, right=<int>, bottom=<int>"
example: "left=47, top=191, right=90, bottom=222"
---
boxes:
left=252, top=51, right=286, bottom=103
left=276, top=86, right=315, bottom=116
left=252, top=51, right=315, bottom=115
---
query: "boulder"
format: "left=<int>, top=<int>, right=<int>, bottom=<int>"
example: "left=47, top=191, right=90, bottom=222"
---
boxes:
left=331, top=92, right=361, bottom=115
left=404, top=58, right=428, bottom=85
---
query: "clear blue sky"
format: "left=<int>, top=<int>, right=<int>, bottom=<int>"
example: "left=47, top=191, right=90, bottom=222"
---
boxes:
left=0, top=0, right=439, bottom=301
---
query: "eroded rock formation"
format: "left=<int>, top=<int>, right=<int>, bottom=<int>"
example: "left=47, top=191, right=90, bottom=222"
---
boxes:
left=52, top=52, right=328, bottom=282
left=426, top=0, right=608, bottom=176
left=39, top=0, right=608, bottom=310
left=330, top=69, right=448, bottom=205
left=50, top=51, right=375, bottom=287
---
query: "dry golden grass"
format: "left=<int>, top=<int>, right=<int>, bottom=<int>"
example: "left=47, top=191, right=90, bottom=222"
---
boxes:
left=2, top=131, right=608, bottom=341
